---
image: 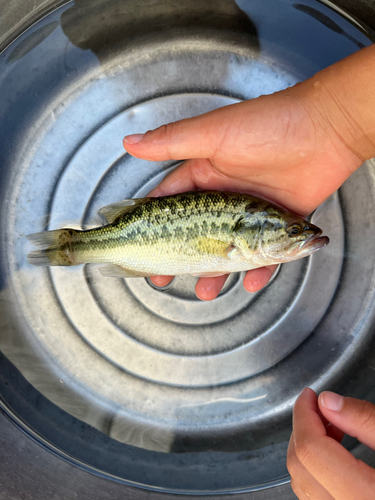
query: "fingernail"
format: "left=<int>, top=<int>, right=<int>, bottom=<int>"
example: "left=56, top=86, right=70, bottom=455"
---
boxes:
left=320, top=391, right=343, bottom=412
left=123, top=134, right=144, bottom=145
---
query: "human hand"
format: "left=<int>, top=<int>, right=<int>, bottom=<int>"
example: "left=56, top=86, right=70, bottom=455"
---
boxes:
left=124, top=46, right=375, bottom=301
left=287, top=387, right=375, bottom=499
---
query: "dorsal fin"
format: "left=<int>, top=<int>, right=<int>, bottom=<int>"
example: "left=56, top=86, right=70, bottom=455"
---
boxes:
left=98, top=198, right=151, bottom=224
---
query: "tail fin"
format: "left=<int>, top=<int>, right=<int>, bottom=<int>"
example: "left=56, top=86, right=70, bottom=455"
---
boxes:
left=26, top=229, right=75, bottom=248
left=27, top=228, right=78, bottom=267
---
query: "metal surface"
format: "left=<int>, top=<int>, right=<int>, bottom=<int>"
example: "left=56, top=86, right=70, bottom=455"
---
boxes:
left=1, top=0, right=375, bottom=496
left=0, top=407, right=292, bottom=500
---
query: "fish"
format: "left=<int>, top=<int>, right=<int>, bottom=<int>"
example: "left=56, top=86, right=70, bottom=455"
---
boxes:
left=26, top=191, right=329, bottom=278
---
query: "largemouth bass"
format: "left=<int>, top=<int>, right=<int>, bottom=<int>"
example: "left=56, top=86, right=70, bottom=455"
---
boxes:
left=27, top=191, right=329, bottom=277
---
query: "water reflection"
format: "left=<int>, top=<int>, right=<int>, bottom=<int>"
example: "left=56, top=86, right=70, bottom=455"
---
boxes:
left=293, top=3, right=365, bottom=49
left=60, top=0, right=260, bottom=64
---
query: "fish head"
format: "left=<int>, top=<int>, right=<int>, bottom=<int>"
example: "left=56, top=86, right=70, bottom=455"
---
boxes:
left=258, top=214, right=329, bottom=263
left=281, top=217, right=329, bottom=259
left=236, top=209, right=329, bottom=264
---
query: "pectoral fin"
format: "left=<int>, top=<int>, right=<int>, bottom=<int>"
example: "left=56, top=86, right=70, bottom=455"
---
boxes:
left=98, top=198, right=151, bottom=223
left=189, top=241, right=242, bottom=276
left=99, top=264, right=146, bottom=278
left=194, top=238, right=237, bottom=257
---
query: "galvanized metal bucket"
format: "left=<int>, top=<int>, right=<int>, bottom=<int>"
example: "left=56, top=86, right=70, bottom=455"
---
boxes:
left=1, top=1, right=375, bottom=498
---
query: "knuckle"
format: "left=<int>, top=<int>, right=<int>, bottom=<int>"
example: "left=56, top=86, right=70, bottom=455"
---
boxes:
left=145, top=123, right=177, bottom=160
left=153, top=123, right=175, bottom=140
left=146, top=123, right=166, bottom=140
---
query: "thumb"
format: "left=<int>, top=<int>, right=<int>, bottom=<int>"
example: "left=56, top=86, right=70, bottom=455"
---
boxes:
left=123, top=102, right=244, bottom=161
left=318, top=391, right=375, bottom=449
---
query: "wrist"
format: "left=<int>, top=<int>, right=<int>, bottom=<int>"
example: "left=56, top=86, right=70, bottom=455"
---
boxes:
left=294, top=46, right=375, bottom=164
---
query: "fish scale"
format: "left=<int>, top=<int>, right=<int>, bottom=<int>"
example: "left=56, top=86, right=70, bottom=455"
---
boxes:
left=27, top=191, right=329, bottom=278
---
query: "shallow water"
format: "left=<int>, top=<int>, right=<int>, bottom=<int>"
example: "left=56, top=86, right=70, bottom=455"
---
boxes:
left=1, top=0, right=375, bottom=493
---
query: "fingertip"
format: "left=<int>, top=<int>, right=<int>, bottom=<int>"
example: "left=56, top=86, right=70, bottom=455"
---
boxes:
left=293, top=387, right=327, bottom=441
left=123, top=134, right=157, bottom=160
left=147, top=187, right=164, bottom=197
left=319, top=391, right=344, bottom=412
left=243, top=267, right=273, bottom=293
left=294, top=387, right=317, bottom=409
left=299, top=387, right=316, bottom=399
left=122, top=138, right=142, bottom=157
left=195, top=275, right=228, bottom=301
left=123, top=134, right=144, bottom=146
left=196, top=288, right=218, bottom=301
left=149, top=275, right=174, bottom=287
left=195, top=279, right=219, bottom=301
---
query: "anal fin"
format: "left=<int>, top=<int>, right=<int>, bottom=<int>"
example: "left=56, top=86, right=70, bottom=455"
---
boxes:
left=190, top=272, right=228, bottom=277
left=99, top=264, right=146, bottom=278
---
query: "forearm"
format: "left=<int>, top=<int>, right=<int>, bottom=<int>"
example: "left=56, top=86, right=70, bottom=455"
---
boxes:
left=297, top=44, right=375, bottom=162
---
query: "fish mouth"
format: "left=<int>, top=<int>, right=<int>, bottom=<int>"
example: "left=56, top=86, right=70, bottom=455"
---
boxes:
left=301, top=235, right=330, bottom=253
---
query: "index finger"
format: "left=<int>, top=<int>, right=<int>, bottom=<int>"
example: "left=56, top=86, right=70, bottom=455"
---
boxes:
left=293, top=387, right=327, bottom=442
left=294, top=388, right=344, bottom=442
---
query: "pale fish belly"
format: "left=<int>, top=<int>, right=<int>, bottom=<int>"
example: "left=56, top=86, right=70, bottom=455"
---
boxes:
left=100, top=241, right=261, bottom=276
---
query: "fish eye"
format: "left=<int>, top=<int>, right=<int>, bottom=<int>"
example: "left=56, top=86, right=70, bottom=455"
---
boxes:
left=287, top=223, right=303, bottom=236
